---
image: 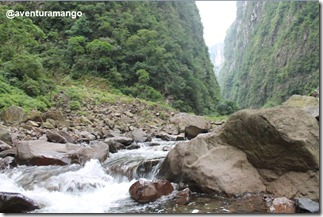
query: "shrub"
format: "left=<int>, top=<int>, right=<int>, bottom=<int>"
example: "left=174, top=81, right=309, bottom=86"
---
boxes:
left=69, top=100, right=81, bottom=110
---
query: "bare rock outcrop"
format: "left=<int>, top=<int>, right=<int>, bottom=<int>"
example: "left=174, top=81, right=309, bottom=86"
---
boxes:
left=158, top=106, right=319, bottom=200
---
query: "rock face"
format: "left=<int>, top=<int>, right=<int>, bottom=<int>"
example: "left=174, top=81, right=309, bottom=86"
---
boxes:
left=170, top=113, right=211, bottom=139
left=283, top=95, right=319, bottom=120
left=0, top=106, right=24, bottom=125
left=158, top=106, right=319, bottom=200
left=16, top=140, right=109, bottom=166
left=129, top=179, right=174, bottom=203
left=0, top=192, right=40, bottom=213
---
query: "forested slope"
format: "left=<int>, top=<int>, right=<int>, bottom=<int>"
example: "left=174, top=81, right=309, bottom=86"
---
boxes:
left=0, top=2, right=221, bottom=115
left=218, top=1, right=319, bottom=109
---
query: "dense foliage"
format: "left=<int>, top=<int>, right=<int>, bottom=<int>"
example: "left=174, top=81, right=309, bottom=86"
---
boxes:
left=0, top=2, right=222, bottom=115
left=218, top=1, right=319, bottom=108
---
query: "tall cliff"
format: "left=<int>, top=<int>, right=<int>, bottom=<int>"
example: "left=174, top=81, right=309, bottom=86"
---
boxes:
left=209, top=42, right=225, bottom=76
left=0, top=2, right=221, bottom=115
left=218, top=1, right=319, bottom=108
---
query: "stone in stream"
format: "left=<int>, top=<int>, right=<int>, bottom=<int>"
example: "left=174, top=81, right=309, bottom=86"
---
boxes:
left=129, top=179, right=174, bottom=203
left=135, top=158, right=163, bottom=179
left=294, top=198, right=319, bottom=213
left=0, top=192, right=40, bottom=213
left=0, top=156, right=16, bottom=169
left=104, top=136, right=134, bottom=146
left=175, top=188, right=192, bottom=205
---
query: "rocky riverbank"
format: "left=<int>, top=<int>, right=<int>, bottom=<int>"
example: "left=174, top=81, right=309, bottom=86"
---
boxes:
left=0, top=94, right=319, bottom=213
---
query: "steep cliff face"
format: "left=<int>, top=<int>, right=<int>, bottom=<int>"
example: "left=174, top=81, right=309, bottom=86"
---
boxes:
left=218, top=1, right=319, bottom=109
left=209, top=42, right=224, bottom=76
left=0, top=2, right=221, bottom=115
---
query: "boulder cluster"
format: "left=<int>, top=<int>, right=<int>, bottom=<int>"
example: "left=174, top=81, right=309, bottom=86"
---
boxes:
left=0, top=95, right=319, bottom=213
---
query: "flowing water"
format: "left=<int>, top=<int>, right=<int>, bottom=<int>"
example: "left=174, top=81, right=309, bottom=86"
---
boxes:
left=0, top=139, right=269, bottom=213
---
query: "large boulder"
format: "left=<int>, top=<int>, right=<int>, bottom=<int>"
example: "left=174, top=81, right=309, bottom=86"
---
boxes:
left=158, top=106, right=319, bottom=199
left=283, top=95, right=319, bottom=120
left=169, top=113, right=211, bottom=139
left=218, top=107, right=319, bottom=172
left=16, top=139, right=109, bottom=166
left=129, top=179, right=174, bottom=203
left=0, top=192, right=40, bottom=213
left=0, top=106, right=25, bottom=125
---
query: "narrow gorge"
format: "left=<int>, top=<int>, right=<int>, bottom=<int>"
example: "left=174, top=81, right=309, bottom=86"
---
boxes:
left=0, top=1, right=320, bottom=214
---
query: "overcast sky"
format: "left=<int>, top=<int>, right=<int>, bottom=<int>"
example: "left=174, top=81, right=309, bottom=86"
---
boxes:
left=196, top=1, right=237, bottom=47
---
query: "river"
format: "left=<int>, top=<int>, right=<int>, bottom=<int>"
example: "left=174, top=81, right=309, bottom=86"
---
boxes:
left=0, top=139, right=269, bottom=213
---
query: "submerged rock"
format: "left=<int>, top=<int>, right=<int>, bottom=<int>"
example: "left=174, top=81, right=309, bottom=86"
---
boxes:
left=0, top=192, right=40, bottom=213
left=129, top=179, right=174, bottom=203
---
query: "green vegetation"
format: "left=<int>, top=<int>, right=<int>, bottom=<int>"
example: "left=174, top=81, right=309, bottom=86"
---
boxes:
left=218, top=1, right=319, bottom=109
left=0, top=2, right=222, bottom=115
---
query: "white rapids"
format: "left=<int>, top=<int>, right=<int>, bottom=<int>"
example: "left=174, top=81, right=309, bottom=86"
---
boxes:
left=0, top=139, right=177, bottom=213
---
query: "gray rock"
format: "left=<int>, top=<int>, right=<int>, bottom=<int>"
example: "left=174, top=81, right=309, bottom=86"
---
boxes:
left=0, top=140, right=11, bottom=152
left=0, top=156, right=16, bottom=169
left=125, top=144, right=140, bottom=150
left=129, top=129, right=147, bottom=143
left=170, top=113, right=211, bottom=139
left=0, top=126, right=12, bottom=145
left=283, top=95, right=319, bottom=120
left=295, top=198, right=319, bottom=213
left=78, top=131, right=96, bottom=142
left=108, top=142, right=125, bottom=153
left=0, top=148, right=16, bottom=158
left=46, top=131, right=68, bottom=143
left=42, top=110, right=65, bottom=122
left=159, top=106, right=319, bottom=199
left=0, top=106, right=24, bottom=125
left=15, top=139, right=109, bottom=166
left=104, top=136, right=134, bottom=146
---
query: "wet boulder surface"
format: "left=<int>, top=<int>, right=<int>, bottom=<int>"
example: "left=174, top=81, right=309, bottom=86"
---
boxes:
left=0, top=192, right=40, bottom=213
